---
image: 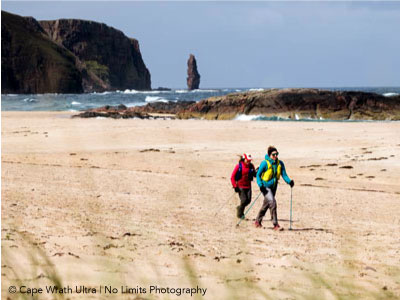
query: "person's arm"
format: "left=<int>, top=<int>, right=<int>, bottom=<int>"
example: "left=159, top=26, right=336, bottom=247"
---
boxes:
left=250, top=163, right=256, bottom=181
left=231, top=164, right=239, bottom=187
left=256, top=161, right=266, bottom=187
left=280, top=161, right=292, bottom=184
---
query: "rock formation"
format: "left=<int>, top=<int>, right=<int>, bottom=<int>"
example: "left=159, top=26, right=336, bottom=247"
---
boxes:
left=177, top=88, right=400, bottom=120
left=73, top=104, right=175, bottom=119
left=187, top=54, right=200, bottom=90
left=1, top=10, right=151, bottom=94
left=1, top=11, right=83, bottom=94
left=40, top=19, right=151, bottom=92
left=75, top=89, right=400, bottom=120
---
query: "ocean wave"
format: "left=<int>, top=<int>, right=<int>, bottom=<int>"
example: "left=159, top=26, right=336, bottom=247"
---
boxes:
left=122, top=89, right=168, bottom=94
left=125, top=102, right=143, bottom=107
left=71, top=101, right=81, bottom=105
left=383, top=92, right=399, bottom=97
left=235, top=114, right=266, bottom=121
left=23, top=98, right=37, bottom=103
left=145, top=96, right=169, bottom=103
left=92, top=91, right=112, bottom=95
left=248, top=88, right=265, bottom=92
left=122, top=89, right=140, bottom=94
left=191, top=89, right=219, bottom=93
left=235, top=114, right=294, bottom=121
left=175, top=90, right=187, bottom=94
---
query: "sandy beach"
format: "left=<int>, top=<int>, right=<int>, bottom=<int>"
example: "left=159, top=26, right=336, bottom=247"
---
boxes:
left=2, top=111, right=400, bottom=299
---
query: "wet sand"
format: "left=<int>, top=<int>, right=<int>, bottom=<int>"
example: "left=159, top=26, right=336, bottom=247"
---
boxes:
left=2, top=112, right=400, bottom=299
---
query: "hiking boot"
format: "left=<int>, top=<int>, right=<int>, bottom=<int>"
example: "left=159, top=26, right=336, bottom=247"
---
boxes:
left=236, top=206, right=242, bottom=219
left=254, top=221, right=262, bottom=228
left=273, top=224, right=281, bottom=231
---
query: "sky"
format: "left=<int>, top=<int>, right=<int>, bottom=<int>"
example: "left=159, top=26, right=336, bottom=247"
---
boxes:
left=2, top=1, right=400, bottom=88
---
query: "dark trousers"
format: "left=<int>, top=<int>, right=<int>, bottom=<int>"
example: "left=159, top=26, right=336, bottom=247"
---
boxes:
left=256, top=187, right=278, bottom=225
left=237, top=188, right=252, bottom=218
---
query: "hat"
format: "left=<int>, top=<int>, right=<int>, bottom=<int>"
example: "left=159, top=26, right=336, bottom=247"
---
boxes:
left=242, top=153, right=252, bottom=161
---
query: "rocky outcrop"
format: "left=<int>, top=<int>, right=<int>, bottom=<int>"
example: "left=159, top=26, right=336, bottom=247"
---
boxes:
left=1, top=11, right=83, bottom=94
left=1, top=10, right=151, bottom=94
left=129, top=101, right=195, bottom=114
left=177, top=88, right=400, bottom=120
left=73, top=104, right=174, bottom=119
left=39, top=19, right=151, bottom=92
left=187, top=54, right=200, bottom=90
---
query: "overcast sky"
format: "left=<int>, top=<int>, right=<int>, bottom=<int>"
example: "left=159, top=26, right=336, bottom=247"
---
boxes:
left=2, top=1, right=400, bottom=88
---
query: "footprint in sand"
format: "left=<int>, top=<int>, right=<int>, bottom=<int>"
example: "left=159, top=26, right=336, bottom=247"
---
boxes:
left=315, top=177, right=325, bottom=181
left=339, top=165, right=353, bottom=169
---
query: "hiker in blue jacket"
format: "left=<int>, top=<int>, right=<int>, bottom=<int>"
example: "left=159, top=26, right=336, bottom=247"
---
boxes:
left=255, top=146, right=294, bottom=230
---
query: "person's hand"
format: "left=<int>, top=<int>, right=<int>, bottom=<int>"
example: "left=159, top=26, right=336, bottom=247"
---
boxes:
left=290, top=180, right=294, bottom=188
left=260, top=186, right=267, bottom=194
left=234, top=187, right=240, bottom=193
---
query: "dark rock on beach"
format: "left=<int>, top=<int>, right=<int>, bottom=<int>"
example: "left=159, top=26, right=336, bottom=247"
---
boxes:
left=1, top=10, right=151, bottom=94
left=130, top=101, right=196, bottom=114
left=74, top=89, right=400, bottom=121
left=72, top=104, right=177, bottom=119
left=177, top=88, right=400, bottom=120
left=187, top=54, right=200, bottom=90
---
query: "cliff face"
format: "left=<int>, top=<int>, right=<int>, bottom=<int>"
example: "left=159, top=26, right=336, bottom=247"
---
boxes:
left=177, top=88, right=400, bottom=120
left=39, top=19, right=151, bottom=92
left=1, top=10, right=151, bottom=94
left=1, top=11, right=83, bottom=94
left=187, top=54, right=200, bottom=90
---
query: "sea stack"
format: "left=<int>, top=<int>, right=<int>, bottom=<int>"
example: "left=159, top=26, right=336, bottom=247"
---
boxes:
left=187, top=54, right=200, bottom=90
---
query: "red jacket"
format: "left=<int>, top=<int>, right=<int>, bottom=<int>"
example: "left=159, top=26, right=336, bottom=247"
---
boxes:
left=231, top=162, right=255, bottom=189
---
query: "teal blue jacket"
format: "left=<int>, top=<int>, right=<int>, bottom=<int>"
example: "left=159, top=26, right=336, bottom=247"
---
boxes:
left=256, top=154, right=291, bottom=188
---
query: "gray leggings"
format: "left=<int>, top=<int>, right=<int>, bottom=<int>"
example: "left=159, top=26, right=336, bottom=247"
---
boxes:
left=256, top=187, right=278, bottom=225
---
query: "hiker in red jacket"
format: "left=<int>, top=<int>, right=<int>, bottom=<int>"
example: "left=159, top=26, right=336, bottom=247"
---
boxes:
left=231, top=154, right=256, bottom=219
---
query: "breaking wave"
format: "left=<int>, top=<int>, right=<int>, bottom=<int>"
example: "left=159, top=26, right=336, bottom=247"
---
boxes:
left=383, top=92, right=399, bottom=97
left=145, top=96, right=169, bottom=103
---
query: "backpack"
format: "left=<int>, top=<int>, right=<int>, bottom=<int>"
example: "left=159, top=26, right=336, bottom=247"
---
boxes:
left=235, top=162, right=255, bottom=181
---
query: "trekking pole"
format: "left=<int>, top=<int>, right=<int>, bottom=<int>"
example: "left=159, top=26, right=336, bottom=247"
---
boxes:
left=236, top=192, right=262, bottom=227
left=289, top=187, right=293, bottom=230
left=214, top=192, right=236, bottom=216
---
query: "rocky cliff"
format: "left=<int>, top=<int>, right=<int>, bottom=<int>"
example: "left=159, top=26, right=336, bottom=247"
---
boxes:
left=1, top=11, right=83, bottom=94
left=39, top=19, right=151, bottom=92
left=187, top=54, right=200, bottom=90
left=177, top=88, right=400, bottom=120
left=1, top=11, right=151, bottom=94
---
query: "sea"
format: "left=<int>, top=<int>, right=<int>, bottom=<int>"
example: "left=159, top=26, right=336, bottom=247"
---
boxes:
left=2, top=87, right=399, bottom=121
